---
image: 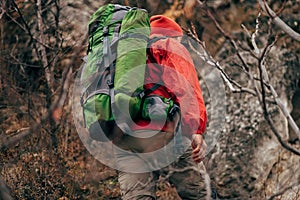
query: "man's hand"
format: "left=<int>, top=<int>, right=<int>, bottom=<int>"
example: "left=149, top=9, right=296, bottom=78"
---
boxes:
left=191, top=134, right=207, bottom=163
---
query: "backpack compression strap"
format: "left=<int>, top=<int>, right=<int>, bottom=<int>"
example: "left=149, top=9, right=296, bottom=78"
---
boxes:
left=103, top=8, right=149, bottom=136
left=108, top=31, right=150, bottom=135
left=147, top=36, right=168, bottom=48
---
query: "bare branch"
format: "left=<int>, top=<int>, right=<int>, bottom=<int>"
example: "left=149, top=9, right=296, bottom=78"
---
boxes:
left=198, top=162, right=212, bottom=200
left=206, top=9, right=250, bottom=73
left=203, top=5, right=300, bottom=156
left=4, top=11, right=27, bottom=32
left=258, top=0, right=300, bottom=42
left=8, top=0, right=54, bottom=54
left=0, top=7, right=5, bottom=20
left=0, top=33, right=88, bottom=150
left=257, top=37, right=300, bottom=156
left=4, top=12, right=54, bottom=51
left=251, top=11, right=261, bottom=54
left=11, top=0, right=35, bottom=43
left=0, top=66, right=71, bottom=149
left=237, top=40, right=260, bottom=60
left=37, top=0, right=53, bottom=92
left=268, top=182, right=300, bottom=200
left=0, top=177, right=14, bottom=200
left=241, top=11, right=262, bottom=55
left=258, top=34, right=300, bottom=141
left=185, top=27, right=275, bottom=103
left=272, top=90, right=300, bottom=140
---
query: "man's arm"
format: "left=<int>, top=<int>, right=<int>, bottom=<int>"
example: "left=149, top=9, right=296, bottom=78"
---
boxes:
left=191, top=134, right=207, bottom=163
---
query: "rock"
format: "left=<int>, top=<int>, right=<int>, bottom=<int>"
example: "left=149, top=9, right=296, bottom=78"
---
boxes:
left=205, top=20, right=300, bottom=199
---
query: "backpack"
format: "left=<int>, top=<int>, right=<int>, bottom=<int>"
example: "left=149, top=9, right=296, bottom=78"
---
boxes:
left=80, top=4, right=178, bottom=141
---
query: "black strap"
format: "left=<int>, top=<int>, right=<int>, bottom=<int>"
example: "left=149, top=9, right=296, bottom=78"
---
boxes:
left=138, top=84, right=160, bottom=99
left=147, top=36, right=168, bottom=48
left=88, top=21, right=100, bottom=36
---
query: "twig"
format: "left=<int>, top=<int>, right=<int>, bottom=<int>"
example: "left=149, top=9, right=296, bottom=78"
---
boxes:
left=241, top=11, right=261, bottom=55
left=0, top=33, right=88, bottom=150
left=11, top=0, right=35, bottom=43
left=268, top=182, right=300, bottom=200
left=206, top=9, right=250, bottom=72
left=37, top=0, right=53, bottom=92
left=198, top=162, right=212, bottom=200
left=205, top=8, right=267, bottom=110
left=259, top=33, right=300, bottom=141
left=257, top=37, right=300, bottom=156
left=0, top=6, right=5, bottom=20
left=252, top=11, right=261, bottom=54
left=186, top=24, right=246, bottom=91
left=0, top=177, right=14, bottom=200
left=185, top=27, right=275, bottom=104
left=4, top=11, right=53, bottom=51
left=9, top=1, right=53, bottom=53
left=237, top=35, right=260, bottom=59
left=275, top=0, right=287, bottom=16
left=203, top=5, right=300, bottom=156
left=258, top=0, right=300, bottom=42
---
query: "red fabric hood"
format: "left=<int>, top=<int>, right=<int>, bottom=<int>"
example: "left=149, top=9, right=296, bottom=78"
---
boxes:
left=150, top=15, right=183, bottom=37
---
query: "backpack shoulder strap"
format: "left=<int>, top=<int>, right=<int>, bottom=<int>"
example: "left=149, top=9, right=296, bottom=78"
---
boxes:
left=138, top=83, right=161, bottom=99
left=147, top=36, right=168, bottom=48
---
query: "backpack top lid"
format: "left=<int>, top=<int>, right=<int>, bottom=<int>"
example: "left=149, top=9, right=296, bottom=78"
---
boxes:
left=149, top=15, right=183, bottom=37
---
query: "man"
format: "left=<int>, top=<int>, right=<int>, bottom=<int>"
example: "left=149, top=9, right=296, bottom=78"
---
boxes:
left=114, top=15, right=208, bottom=199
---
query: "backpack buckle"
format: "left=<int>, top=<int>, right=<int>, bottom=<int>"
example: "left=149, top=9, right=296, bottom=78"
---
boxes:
left=80, top=95, right=84, bottom=107
left=168, top=104, right=180, bottom=120
left=103, top=27, right=109, bottom=36
left=107, top=80, right=114, bottom=88
left=138, top=91, right=145, bottom=99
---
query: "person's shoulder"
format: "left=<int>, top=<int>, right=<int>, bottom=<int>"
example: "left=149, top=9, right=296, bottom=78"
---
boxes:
left=149, top=37, right=190, bottom=56
left=166, top=38, right=190, bottom=55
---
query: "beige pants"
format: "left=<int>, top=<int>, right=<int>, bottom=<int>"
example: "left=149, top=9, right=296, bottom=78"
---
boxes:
left=114, top=130, right=206, bottom=200
left=117, top=146, right=207, bottom=200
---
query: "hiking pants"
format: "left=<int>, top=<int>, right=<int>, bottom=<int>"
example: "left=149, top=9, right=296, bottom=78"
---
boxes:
left=114, top=132, right=207, bottom=200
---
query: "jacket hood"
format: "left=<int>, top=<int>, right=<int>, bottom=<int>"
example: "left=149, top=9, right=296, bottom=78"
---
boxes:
left=150, top=15, right=183, bottom=37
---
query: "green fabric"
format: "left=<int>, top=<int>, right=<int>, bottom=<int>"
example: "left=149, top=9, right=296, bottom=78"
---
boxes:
left=82, top=4, right=116, bottom=87
left=82, top=4, right=117, bottom=128
left=114, top=10, right=150, bottom=95
left=115, top=94, right=141, bottom=120
left=88, top=4, right=115, bottom=49
left=81, top=5, right=150, bottom=129
left=89, top=4, right=114, bottom=25
left=142, top=97, right=175, bottom=120
left=81, top=5, right=164, bottom=129
left=83, top=94, right=113, bottom=128
left=83, top=4, right=115, bottom=82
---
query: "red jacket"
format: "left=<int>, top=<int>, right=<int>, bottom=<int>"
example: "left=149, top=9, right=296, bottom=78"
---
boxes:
left=131, top=36, right=207, bottom=135
left=132, top=15, right=207, bottom=136
left=147, top=36, right=207, bottom=135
